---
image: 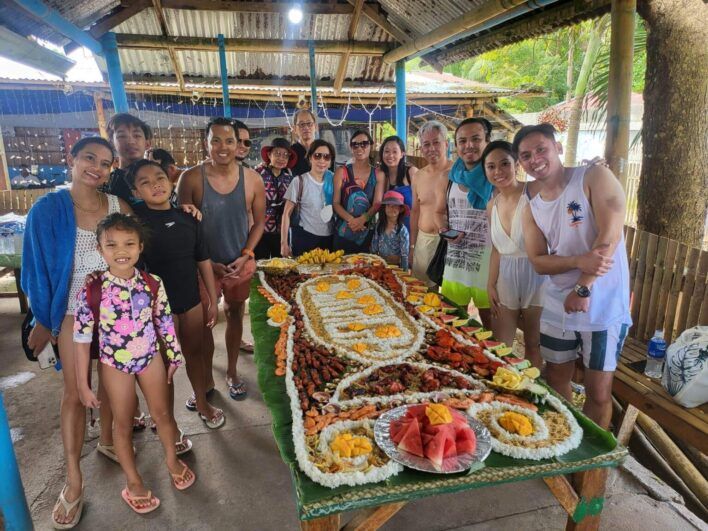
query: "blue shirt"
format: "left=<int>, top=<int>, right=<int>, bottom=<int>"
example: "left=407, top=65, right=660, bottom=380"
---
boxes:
left=371, top=224, right=410, bottom=270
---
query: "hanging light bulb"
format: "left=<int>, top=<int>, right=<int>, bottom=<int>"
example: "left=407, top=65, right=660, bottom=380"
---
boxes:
left=288, top=4, right=303, bottom=24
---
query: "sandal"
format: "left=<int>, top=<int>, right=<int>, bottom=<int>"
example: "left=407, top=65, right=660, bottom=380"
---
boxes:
left=199, top=408, right=225, bottom=429
left=185, top=387, right=216, bottom=411
left=121, top=487, right=160, bottom=514
left=52, top=485, right=84, bottom=529
left=227, top=377, right=247, bottom=401
left=175, top=428, right=193, bottom=455
left=133, top=412, right=147, bottom=431
left=240, top=340, right=254, bottom=353
left=170, top=460, right=196, bottom=491
left=96, top=443, right=136, bottom=463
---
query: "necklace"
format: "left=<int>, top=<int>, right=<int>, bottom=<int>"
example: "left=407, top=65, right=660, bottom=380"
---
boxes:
left=72, top=192, right=103, bottom=213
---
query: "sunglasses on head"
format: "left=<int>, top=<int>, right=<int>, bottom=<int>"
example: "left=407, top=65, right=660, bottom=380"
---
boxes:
left=312, top=152, right=331, bottom=161
left=238, top=139, right=252, bottom=147
left=350, top=140, right=371, bottom=149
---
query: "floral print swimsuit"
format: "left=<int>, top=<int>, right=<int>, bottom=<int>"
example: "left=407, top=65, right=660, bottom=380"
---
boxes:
left=73, top=270, right=183, bottom=374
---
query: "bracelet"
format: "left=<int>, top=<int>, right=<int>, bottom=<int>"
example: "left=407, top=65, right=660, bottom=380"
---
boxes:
left=241, top=248, right=255, bottom=259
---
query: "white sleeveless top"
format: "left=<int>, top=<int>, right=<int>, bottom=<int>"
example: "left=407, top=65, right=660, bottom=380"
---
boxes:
left=529, top=166, right=631, bottom=331
left=66, top=194, right=121, bottom=314
left=491, top=189, right=528, bottom=258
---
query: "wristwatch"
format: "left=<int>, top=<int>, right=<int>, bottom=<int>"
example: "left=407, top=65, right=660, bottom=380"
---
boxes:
left=574, top=284, right=591, bottom=298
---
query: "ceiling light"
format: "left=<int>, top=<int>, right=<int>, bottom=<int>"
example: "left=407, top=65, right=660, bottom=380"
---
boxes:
left=288, top=5, right=303, bottom=24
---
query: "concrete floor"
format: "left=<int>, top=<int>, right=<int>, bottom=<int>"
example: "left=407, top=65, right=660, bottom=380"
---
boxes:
left=0, top=279, right=705, bottom=531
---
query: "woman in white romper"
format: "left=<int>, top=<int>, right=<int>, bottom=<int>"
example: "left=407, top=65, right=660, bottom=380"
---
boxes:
left=483, top=141, right=545, bottom=368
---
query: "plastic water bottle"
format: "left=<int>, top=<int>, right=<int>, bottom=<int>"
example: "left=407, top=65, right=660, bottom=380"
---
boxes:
left=644, top=329, right=667, bottom=378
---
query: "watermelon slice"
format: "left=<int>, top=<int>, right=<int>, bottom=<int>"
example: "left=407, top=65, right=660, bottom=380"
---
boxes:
left=440, top=301, right=457, bottom=313
left=421, top=432, right=434, bottom=446
left=390, top=418, right=412, bottom=444
left=424, top=430, right=449, bottom=471
left=439, top=314, right=457, bottom=325
left=397, top=418, right=424, bottom=457
left=443, top=437, right=457, bottom=459
left=460, top=326, right=482, bottom=336
left=482, top=339, right=504, bottom=350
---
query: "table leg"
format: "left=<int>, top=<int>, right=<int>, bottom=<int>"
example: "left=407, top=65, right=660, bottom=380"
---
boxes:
left=342, top=502, right=407, bottom=531
left=301, top=513, right=340, bottom=531
left=13, top=268, right=27, bottom=314
left=565, top=468, right=609, bottom=531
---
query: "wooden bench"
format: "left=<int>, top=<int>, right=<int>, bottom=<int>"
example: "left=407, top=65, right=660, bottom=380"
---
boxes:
left=613, top=226, right=708, bottom=452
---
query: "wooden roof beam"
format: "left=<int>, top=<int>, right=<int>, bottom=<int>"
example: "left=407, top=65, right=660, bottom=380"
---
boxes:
left=160, top=0, right=355, bottom=14
left=151, top=0, right=185, bottom=91
left=383, top=0, right=528, bottom=64
left=348, top=0, right=411, bottom=44
left=334, top=0, right=365, bottom=96
left=115, top=34, right=393, bottom=54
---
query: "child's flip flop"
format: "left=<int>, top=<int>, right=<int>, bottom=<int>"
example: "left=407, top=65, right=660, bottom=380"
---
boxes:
left=227, top=377, right=247, bottom=400
left=132, top=412, right=147, bottom=431
left=170, top=460, right=196, bottom=491
left=96, top=443, right=136, bottom=463
left=121, top=488, right=160, bottom=514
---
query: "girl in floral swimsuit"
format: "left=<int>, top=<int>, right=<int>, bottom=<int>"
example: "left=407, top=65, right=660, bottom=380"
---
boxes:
left=73, top=213, right=196, bottom=515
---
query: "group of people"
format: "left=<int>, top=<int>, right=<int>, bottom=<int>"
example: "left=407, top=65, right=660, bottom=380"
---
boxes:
left=20, top=107, right=630, bottom=529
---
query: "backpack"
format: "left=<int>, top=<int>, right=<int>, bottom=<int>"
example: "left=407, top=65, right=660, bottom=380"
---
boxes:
left=662, top=326, right=708, bottom=407
left=336, top=166, right=373, bottom=245
left=86, top=270, right=160, bottom=360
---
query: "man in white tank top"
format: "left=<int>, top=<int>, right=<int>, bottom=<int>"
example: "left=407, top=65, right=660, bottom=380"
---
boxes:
left=516, top=124, right=632, bottom=428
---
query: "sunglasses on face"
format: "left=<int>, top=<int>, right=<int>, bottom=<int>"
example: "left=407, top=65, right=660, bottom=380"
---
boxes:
left=351, top=140, right=371, bottom=149
left=312, top=152, right=331, bottom=161
left=238, top=139, right=252, bottom=148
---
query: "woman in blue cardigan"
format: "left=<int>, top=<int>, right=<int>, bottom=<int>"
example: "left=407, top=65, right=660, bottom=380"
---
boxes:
left=22, top=137, right=131, bottom=529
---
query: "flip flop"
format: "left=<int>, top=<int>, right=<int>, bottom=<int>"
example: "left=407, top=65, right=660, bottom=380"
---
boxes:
left=121, top=488, right=160, bottom=514
left=170, top=460, right=196, bottom=491
left=227, top=377, right=247, bottom=401
left=133, top=412, right=147, bottom=431
left=52, top=485, right=84, bottom=529
left=185, top=388, right=216, bottom=411
left=240, top=340, right=254, bottom=353
left=199, top=408, right=225, bottom=429
left=175, top=429, right=193, bottom=455
left=96, top=443, right=136, bottom=463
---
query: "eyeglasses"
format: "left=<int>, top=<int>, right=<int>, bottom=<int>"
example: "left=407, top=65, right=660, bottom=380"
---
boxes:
left=296, top=121, right=315, bottom=129
left=270, top=149, right=290, bottom=159
left=350, top=140, right=371, bottom=149
left=312, top=152, right=331, bottom=161
left=238, top=139, right=252, bottom=148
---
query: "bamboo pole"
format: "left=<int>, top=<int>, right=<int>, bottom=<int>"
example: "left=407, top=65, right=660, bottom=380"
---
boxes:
left=383, top=0, right=527, bottom=64
left=604, top=0, right=636, bottom=189
left=636, top=411, right=708, bottom=508
left=115, top=34, right=392, bottom=55
left=93, top=92, right=108, bottom=140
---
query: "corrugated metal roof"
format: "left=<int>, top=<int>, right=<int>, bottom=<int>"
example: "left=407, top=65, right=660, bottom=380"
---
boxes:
left=377, top=0, right=487, bottom=38
left=114, top=8, right=395, bottom=83
left=0, top=0, right=117, bottom=46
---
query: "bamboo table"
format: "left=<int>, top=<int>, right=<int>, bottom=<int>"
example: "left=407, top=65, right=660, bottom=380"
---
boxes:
left=250, top=282, right=627, bottom=531
left=0, top=253, right=26, bottom=313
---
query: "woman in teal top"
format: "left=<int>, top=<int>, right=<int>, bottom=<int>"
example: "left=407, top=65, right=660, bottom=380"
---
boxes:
left=332, top=129, right=385, bottom=254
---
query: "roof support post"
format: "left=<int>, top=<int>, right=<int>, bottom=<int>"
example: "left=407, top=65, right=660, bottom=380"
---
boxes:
left=604, top=0, right=636, bottom=190
left=309, top=39, right=319, bottom=137
left=10, top=0, right=103, bottom=55
left=100, top=32, right=129, bottom=113
left=395, top=60, right=407, bottom=146
left=0, top=391, right=33, bottom=531
left=217, top=33, right=231, bottom=118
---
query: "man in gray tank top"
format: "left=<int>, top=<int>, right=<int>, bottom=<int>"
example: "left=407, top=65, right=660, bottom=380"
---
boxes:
left=178, top=117, right=266, bottom=401
left=517, top=123, right=631, bottom=429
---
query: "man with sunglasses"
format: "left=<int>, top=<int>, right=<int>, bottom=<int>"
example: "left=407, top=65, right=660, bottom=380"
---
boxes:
left=291, top=109, right=318, bottom=176
left=178, top=117, right=266, bottom=400
left=232, top=119, right=253, bottom=167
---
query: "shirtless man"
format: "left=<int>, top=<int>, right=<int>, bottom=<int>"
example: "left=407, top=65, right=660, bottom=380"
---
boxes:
left=178, top=117, right=265, bottom=400
left=410, top=121, right=453, bottom=286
